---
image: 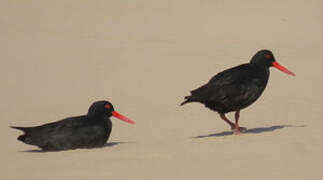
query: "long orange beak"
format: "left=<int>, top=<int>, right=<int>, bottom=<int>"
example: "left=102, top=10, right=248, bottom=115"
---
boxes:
left=272, top=61, right=296, bottom=76
left=112, top=111, right=135, bottom=124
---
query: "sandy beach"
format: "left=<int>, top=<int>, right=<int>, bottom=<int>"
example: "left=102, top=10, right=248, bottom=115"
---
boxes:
left=1, top=0, right=323, bottom=179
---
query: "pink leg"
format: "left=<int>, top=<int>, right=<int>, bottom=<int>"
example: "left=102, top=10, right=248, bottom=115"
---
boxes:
left=219, top=113, right=235, bottom=129
left=219, top=111, right=247, bottom=135
left=234, top=110, right=240, bottom=135
left=234, top=110, right=247, bottom=134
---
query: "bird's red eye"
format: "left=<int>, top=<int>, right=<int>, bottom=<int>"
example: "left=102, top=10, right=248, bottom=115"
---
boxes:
left=265, top=55, right=271, bottom=59
left=105, top=105, right=111, bottom=109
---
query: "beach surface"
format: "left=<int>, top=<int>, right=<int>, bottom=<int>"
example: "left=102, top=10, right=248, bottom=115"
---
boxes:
left=1, top=1, right=323, bottom=179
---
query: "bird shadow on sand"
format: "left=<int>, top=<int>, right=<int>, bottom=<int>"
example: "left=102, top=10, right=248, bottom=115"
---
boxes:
left=194, top=125, right=306, bottom=139
left=19, top=141, right=127, bottom=153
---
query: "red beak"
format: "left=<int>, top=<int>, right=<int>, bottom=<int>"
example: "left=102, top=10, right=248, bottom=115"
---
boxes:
left=272, top=61, right=296, bottom=76
left=112, top=111, right=135, bottom=124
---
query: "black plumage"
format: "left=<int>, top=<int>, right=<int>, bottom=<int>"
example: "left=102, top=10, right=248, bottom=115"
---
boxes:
left=11, top=101, right=134, bottom=151
left=181, top=50, right=295, bottom=134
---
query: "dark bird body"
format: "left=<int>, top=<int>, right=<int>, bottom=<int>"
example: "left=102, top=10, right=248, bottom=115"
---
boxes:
left=181, top=50, right=295, bottom=134
left=11, top=101, right=134, bottom=151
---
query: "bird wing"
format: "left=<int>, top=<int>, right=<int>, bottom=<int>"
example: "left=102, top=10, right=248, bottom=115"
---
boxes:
left=190, top=64, right=251, bottom=102
left=14, top=116, right=89, bottom=146
left=39, top=116, right=92, bottom=138
left=42, top=116, right=109, bottom=149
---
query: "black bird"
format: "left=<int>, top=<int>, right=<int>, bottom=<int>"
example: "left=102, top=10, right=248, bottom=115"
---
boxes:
left=11, top=100, right=134, bottom=151
left=181, top=50, right=295, bottom=134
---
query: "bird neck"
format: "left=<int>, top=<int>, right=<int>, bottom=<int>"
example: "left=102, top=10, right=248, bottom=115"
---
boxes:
left=250, top=62, right=270, bottom=70
left=88, top=113, right=107, bottom=120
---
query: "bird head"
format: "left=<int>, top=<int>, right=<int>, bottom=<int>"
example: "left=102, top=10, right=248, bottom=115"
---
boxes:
left=88, top=100, right=134, bottom=124
left=250, top=49, right=295, bottom=76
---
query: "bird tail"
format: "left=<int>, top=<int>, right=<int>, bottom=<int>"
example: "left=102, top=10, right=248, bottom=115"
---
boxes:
left=11, top=126, right=33, bottom=143
left=180, top=95, right=197, bottom=106
left=11, top=126, right=33, bottom=133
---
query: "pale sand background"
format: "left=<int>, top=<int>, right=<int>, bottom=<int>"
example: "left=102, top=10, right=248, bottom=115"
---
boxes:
left=1, top=1, right=323, bottom=180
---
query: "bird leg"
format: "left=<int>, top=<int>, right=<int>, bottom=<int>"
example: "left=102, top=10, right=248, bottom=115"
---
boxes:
left=234, top=110, right=247, bottom=134
left=234, top=110, right=240, bottom=135
left=219, top=111, right=247, bottom=135
left=219, top=113, right=235, bottom=129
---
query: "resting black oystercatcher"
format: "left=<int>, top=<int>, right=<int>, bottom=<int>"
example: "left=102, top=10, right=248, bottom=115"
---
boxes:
left=181, top=50, right=295, bottom=135
left=11, top=100, right=134, bottom=151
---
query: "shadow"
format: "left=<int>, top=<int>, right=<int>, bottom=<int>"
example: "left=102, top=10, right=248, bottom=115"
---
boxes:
left=21, top=149, right=44, bottom=153
left=101, top=141, right=126, bottom=148
left=19, top=141, right=127, bottom=153
left=194, top=125, right=306, bottom=139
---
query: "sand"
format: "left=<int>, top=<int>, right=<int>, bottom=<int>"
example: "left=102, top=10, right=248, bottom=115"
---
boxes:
left=1, top=0, right=323, bottom=179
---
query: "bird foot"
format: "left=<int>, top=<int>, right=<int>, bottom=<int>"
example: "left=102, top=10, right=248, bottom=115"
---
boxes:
left=231, top=127, right=247, bottom=134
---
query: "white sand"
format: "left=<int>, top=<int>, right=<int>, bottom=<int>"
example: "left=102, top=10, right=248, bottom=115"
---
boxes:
left=1, top=1, right=323, bottom=179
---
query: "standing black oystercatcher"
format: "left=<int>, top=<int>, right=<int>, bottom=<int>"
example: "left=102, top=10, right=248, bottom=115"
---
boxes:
left=11, top=100, right=134, bottom=151
left=181, top=50, right=295, bottom=135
